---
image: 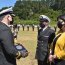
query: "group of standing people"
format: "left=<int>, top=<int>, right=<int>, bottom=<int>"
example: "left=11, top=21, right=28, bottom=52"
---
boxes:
left=0, top=7, right=65, bottom=65
left=35, top=14, right=65, bottom=65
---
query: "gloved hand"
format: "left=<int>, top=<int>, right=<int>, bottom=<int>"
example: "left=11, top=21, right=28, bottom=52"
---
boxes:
left=15, top=43, right=28, bottom=59
left=20, top=50, right=28, bottom=58
left=16, top=51, right=22, bottom=59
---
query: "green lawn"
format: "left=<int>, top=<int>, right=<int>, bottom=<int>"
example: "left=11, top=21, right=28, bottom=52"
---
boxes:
left=16, top=27, right=38, bottom=65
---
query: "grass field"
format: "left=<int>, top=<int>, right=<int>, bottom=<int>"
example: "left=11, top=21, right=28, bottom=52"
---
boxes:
left=16, top=27, right=38, bottom=65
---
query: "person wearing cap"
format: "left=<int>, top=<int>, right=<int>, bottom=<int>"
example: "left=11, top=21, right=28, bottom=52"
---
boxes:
left=0, top=7, right=23, bottom=65
left=49, top=14, right=65, bottom=65
left=13, top=24, right=18, bottom=41
left=35, top=15, right=55, bottom=65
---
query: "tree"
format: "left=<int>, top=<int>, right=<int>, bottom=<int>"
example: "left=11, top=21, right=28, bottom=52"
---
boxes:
left=13, top=0, right=62, bottom=24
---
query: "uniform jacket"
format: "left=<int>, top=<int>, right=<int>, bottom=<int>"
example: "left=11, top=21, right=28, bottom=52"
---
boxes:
left=35, top=26, right=55, bottom=61
left=0, top=22, right=18, bottom=65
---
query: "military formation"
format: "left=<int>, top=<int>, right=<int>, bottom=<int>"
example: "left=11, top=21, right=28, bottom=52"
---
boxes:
left=0, top=7, right=65, bottom=65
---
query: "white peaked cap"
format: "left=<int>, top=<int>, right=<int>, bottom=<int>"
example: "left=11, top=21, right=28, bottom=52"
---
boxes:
left=0, top=7, right=15, bottom=16
left=39, top=15, right=50, bottom=22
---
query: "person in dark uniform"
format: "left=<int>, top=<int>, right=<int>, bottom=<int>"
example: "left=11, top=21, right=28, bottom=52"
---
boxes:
left=32, top=24, right=35, bottom=31
left=22, top=24, right=25, bottom=31
left=54, top=25, right=57, bottom=32
left=17, top=24, right=20, bottom=31
left=0, top=7, right=23, bottom=65
left=13, top=24, right=18, bottom=40
left=49, top=14, right=65, bottom=65
left=35, top=15, right=55, bottom=65
left=13, top=24, right=19, bottom=43
left=27, top=25, right=29, bottom=31
left=37, top=25, right=40, bottom=31
left=13, top=24, right=17, bottom=31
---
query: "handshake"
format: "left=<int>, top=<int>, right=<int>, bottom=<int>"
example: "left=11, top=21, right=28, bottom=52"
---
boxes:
left=15, top=43, right=28, bottom=59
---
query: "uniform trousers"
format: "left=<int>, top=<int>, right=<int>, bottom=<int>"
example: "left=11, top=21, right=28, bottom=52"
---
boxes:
left=37, top=56, right=48, bottom=65
left=38, top=60, right=48, bottom=65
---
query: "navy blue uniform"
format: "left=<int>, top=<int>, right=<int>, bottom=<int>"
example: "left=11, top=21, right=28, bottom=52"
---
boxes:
left=0, top=22, right=18, bottom=65
left=35, top=27, right=55, bottom=65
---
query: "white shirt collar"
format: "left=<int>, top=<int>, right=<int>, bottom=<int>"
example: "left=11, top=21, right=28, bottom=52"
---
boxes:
left=43, top=26, right=48, bottom=31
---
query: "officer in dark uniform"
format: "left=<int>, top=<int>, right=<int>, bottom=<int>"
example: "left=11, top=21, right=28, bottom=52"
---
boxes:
left=54, top=26, right=57, bottom=32
left=22, top=24, right=25, bottom=31
left=0, top=7, right=24, bottom=65
left=13, top=24, right=17, bottom=31
left=27, top=25, right=29, bottom=31
left=35, top=15, right=55, bottom=65
left=17, top=24, right=20, bottom=31
left=13, top=24, right=18, bottom=40
left=37, top=25, right=40, bottom=31
left=32, top=24, right=35, bottom=31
